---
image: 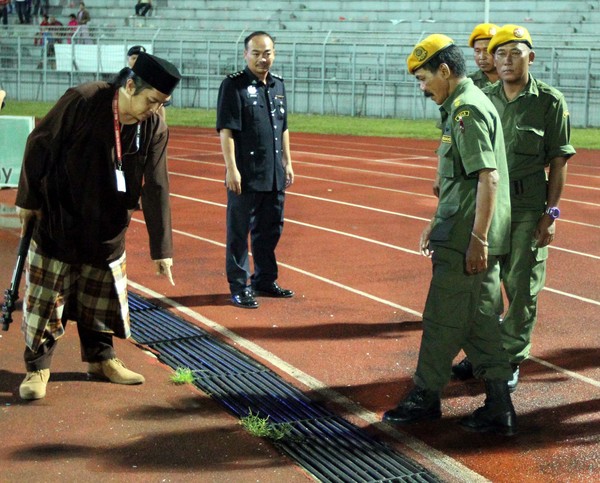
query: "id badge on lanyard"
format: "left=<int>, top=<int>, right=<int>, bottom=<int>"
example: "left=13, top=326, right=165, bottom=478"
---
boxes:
left=112, top=90, right=140, bottom=193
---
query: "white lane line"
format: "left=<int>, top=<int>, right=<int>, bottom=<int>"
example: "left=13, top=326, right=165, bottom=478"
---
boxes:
left=127, top=280, right=488, bottom=483
left=169, top=167, right=436, bottom=199
left=561, top=197, right=600, bottom=207
left=130, top=219, right=600, bottom=381
left=558, top=218, right=600, bottom=229
left=297, top=174, right=437, bottom=198
left=549, top=245, right=600, bottom=260
left=286, top=219, right=422, bottom=256
left=528, top=356, right=600, bottom=387
left=169, top=171, right=600, bottom=233
left=138, top=203, right=600, bottom=314
left=542, top=287, right=600, bottom=306
left=566, top=183, right=600, bottom=191
left=289, top=192, right=431, bottom=221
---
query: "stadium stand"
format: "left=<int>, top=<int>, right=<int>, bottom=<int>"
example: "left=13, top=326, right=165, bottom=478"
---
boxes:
left=1, top=1, right=599, bottom=125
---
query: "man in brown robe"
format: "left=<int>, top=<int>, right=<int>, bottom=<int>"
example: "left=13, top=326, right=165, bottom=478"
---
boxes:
left=15, top=52, right=181, bottom=400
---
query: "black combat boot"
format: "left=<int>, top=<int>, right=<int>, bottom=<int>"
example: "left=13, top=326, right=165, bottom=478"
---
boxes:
left=451, top=357, right=474, bottom=380
left=459, top=380, right=518, bottom=436
left=383, top=386, right=441, bottom=424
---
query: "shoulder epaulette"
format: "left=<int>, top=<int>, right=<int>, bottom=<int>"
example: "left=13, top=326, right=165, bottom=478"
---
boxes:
left=271, top=73, right=284, bottom=81
left=227, top=70, right=245, bottom=79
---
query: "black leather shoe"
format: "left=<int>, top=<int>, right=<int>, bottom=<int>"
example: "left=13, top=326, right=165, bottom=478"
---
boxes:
left=451, top=357, right=474, bottom=381
left=231, top=289, right=259, bottom=309
left=252, top=282, right=294, bottom=298
left=383, top=386, right=441, bottom=425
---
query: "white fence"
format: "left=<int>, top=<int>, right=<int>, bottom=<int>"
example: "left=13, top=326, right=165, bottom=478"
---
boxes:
left=1, top=26, right=599, bottom=127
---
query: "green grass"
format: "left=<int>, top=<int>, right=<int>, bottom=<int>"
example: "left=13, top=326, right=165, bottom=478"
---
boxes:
left=239, top=410, right=293, bottom=441
left=3, top=101, right=599, bottom=149
left=170, top=366, right=195, bottom=385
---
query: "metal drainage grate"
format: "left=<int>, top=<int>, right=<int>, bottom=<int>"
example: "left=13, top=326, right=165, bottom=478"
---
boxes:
left=128, top=293, right=441, bottom=483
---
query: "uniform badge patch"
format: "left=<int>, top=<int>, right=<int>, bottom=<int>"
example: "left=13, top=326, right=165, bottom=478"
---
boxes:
left=414, top=47, right=428, bottom=61
left=441, top=134, right=451, bottom=144
left=454, top=110, right=470, bottom=122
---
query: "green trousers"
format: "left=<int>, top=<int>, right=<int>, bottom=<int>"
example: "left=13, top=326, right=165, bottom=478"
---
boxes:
left=500, top=218, right=548, bottom=364
left=414, top=245, right=513, bottom=391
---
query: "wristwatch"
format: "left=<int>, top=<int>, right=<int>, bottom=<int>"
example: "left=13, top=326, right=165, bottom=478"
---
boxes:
left=545, top=206, right=560, bottom=220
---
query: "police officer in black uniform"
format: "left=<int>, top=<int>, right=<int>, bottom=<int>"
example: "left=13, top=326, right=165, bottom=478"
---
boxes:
left=216, top=31, right=295, bottom=309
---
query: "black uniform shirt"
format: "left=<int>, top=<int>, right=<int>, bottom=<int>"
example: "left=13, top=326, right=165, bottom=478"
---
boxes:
left=216, top=67, right=287, bottom=192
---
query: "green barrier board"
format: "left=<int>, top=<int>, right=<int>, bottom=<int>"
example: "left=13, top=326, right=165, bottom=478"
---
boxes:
left=0, top=116, right=35, bottom=187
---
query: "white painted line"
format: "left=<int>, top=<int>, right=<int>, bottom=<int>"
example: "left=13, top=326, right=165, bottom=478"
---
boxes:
left=127, top=280, right=488, bottom=483
left=528, top=356, right=600, bottom=387
left=542, top=287, right=600, bottom=306
left=561, top=197, right=600, bottom=207
left=297, top=174, right=437, bottom=198
left=289, top=192, right=431, bottom=221
left=549, top=245, right=600, bottom=260
left=164, top=193, right=600, bottom=306
left=565, top=183, right=600, bottom=191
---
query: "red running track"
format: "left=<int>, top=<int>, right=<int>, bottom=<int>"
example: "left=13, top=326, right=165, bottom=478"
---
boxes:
left=6, top=127, right=600, bottom=481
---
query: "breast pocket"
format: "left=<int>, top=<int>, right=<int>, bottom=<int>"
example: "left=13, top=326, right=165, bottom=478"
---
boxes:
left=275, top=98, right=286, bottom=120
left=514, top=125, right=544, bottom=155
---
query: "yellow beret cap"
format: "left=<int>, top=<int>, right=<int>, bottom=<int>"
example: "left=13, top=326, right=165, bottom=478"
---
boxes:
left=407, top=34, right=454, bottom=74
left=487, top=24, right=533, bottom=54
left=468, top=23, right=499, bottom=47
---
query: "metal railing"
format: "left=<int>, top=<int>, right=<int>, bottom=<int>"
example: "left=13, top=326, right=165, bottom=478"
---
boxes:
left=1, top=26, right=599, bottom=127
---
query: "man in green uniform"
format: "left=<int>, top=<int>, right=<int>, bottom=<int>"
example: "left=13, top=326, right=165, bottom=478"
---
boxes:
left=467, top=23, right=500, bottom=89
left=383, top=35, right=517, bottom=435
left=452, top=25, right=575, bottom=391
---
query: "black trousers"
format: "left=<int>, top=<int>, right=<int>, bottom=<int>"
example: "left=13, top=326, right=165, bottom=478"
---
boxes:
left=16, top=2, right=30, bottom=24
left=24, top=322, right=115, bottom=372
left=226, top=190, right=285, bottom=294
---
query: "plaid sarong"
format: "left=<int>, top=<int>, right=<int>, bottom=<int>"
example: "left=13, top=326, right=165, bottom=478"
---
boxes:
left=23, top=241, right=130, bottom=352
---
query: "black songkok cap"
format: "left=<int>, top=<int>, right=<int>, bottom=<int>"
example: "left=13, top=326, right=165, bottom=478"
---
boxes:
left=132, top=52, right=182, bottom=96
left=127, top=45, right=146, bottom=57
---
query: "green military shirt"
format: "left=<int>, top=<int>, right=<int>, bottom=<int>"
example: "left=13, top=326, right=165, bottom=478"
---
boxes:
left=484, top=74, right=576, bottom=220
left=467, top=69, right=495, bottom=90
left=431, top=78, right=510, bottom=256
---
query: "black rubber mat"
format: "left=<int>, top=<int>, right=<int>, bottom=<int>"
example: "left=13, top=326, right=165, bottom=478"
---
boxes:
left=128, top=292, right=441, bottom=483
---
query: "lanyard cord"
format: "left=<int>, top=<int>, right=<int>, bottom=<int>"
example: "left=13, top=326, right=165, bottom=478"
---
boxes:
left=112, top=90, right=141, bottom=170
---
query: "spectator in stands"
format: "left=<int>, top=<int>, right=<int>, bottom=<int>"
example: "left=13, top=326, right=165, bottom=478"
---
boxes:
left=383, top=34, right=517, bottom=436
left=15, top=0, right=30, bottom=24
left=15, top=52, right=181, bottom=401
left=216, top=31, right=295, bottom=309
left=467, top=23, right=499, bottom=89
left=0, top=0, right=10, bottom=26
left=33, top=14, right=49, bottom=46
left=127, top=44, right=146, bottom=68
left=76, top=1, right=90, bottom=25
left=135, top=0, right=152, bottom=17
left=32, top=0, right=49, bottom=23
left=76, top=1, right=91, bottom=44
left=452, top=25, right=576, bottom=393
left=67, top=13, right=78, bottom=44
left=48, top=15, right=64, bottom=41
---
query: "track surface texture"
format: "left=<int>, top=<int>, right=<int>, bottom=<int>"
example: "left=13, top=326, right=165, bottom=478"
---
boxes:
left=1, top=127, right=598, bottom=482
